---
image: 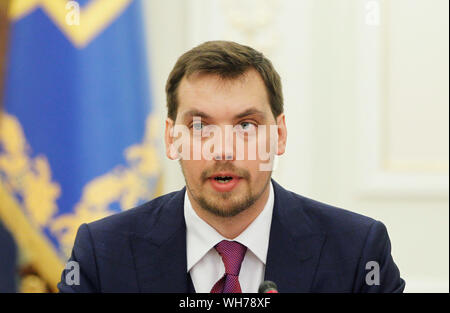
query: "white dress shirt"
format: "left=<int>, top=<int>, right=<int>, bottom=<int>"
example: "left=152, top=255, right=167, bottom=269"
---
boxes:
left=184, top=181, right=274, bottom=293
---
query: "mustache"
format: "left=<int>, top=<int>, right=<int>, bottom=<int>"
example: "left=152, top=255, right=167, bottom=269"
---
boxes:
left=201, top=163, right=250, bottom=181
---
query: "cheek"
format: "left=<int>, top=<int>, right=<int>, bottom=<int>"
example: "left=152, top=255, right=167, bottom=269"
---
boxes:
left=181, top=160, right=204, bottom=180
left=243, top=126, right=277, bottom=158
left=240, top=160, right=263, bottom=180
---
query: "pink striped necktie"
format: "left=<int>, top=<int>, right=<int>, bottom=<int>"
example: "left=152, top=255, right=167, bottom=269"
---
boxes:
left=210, top=240, right=247, bottom=293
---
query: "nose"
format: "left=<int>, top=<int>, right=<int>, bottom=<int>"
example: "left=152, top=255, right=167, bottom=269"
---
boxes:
left=210, top=125, right=235, bottom=161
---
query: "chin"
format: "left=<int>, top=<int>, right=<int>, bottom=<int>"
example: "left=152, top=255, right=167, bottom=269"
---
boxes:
left=199, top=194, right=257, bottom=218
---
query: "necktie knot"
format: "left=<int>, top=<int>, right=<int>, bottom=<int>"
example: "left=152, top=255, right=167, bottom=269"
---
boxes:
left=214, top=240, right=247, bottom=276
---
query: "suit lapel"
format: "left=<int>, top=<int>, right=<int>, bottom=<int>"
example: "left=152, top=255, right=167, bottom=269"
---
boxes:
left=264, top=180, right=326, bottom=292
left=129, top=180, right=326, bottom=293
left=130, top=188, right=192, bottom=292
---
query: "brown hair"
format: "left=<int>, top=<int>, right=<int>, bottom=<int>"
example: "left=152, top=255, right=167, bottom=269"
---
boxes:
left=165, top=40, right=283, bottom=121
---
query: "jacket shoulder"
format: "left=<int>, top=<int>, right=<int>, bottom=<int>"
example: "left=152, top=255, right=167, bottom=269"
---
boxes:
left=273, top=180, right=376, bottom=236
left=294, top=193, right=377, bottom=234
left=285, top=190, right=382, bottom=265
left=282, top=189, right=404, bottom=292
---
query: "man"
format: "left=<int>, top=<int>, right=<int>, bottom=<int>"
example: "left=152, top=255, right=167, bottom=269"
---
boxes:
left=58, top=41, right=405, bottom=293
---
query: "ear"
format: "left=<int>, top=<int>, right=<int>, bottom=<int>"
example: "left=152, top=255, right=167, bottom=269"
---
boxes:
left=164, top=117, right=179, bottom=160
left=276, top=113, right=287, bottom=155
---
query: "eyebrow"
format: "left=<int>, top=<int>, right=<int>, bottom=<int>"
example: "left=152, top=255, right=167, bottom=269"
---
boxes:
left=182, top=109, right=212, bottom=120
left=181, top=107, right=266, bottom=121
left=234, top=108, right=266, bottom=119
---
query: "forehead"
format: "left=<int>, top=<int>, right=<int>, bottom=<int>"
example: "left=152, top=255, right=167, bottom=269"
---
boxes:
left=176, top=69, right=271, bottom=121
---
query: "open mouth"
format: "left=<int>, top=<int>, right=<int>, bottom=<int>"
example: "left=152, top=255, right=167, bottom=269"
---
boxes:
left=208, top=173, right=242, bottom=192
left=213, top=176, right=234, bottom=183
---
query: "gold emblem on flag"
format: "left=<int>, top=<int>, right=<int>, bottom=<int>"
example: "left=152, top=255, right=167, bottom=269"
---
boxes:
left=8, top=0, right=133, bottom=48
left=0, top=112, right=161, bottom=289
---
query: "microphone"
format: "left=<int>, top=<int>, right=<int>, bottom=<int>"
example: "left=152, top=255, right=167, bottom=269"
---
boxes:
left=258, top=280, right=278, bottom=293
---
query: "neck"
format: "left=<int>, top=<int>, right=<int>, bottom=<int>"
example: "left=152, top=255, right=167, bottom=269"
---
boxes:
left=188, top=181, right=271, bottom=239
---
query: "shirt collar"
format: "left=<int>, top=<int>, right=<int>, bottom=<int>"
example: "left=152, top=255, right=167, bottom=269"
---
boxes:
left=184, top=181, right=274, bottom=272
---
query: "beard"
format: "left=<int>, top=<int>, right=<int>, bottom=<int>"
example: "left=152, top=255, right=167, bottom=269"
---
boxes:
left=181, top=161, right=271, bottom=217
left=195, top=186, right=258, bottom=217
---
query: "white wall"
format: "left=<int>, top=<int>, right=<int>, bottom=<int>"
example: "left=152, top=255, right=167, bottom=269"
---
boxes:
left=143, top=0, right=449, bottom=292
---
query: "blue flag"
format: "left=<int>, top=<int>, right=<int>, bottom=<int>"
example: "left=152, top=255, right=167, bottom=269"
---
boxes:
left=0, top=0, right=161, bottom=291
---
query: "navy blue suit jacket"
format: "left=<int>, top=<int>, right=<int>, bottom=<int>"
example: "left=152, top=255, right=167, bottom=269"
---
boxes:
left=58, top=180, right=405, bottom=293
left=0, top=221, right=17, bottom=293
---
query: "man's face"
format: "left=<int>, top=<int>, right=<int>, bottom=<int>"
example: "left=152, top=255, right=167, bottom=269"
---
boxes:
left=165, top=69, right=287, bottom=217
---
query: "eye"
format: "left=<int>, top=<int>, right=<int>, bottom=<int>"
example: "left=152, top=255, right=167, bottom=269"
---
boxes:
left=192, top=122, right=204, bottom=130
left=238, top=121, right=256, bottom=132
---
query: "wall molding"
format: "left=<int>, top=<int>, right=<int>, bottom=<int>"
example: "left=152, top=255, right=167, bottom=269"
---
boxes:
left=355, top=0, right=449, bottom=198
